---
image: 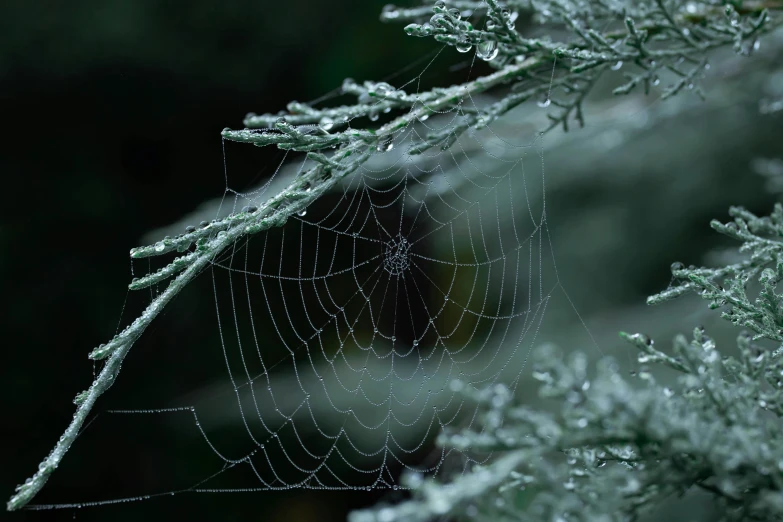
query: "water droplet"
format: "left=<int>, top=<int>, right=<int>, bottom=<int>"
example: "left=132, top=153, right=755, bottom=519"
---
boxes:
left=413, top=340, right=418, bottom=346
left=377, top=137, right=394, bottom=152
left=369, top=111, right=379, bottom=122
left=391, top=336, right=396, bottom=342
left=652, top=76, right=661, bottom=86
left=476, top=40, right=498, bottom=61
left=753, top=40, right=760, bottom=51
left=154, top=241, right=165, bottom=252
left=449, top=8, right=461, bottom=19
left=434, top=0, right=446, bottom=10
left=455, top=37, right=472, bottom=53
left=297, top=209, right=307, bottom=217
left=374, top=82, right=394, bottom=97
left=537, top=97, right=551, bottom=108
left=611, top=60, right=623, bottom=70
left=185, top=226, right=196, bottom=233
left=319, top=117, right=334, bottom=131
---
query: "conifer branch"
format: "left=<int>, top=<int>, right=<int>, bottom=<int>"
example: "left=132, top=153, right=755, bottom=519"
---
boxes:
left=649, top=204, right=783, bottom=345
left=353, top=327, right=783, bottom=521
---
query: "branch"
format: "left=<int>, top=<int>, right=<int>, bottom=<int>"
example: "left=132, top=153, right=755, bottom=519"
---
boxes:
left=6, top=52, right=547, bottom=512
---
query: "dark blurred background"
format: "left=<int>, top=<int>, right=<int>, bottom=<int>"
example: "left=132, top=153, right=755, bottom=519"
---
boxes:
left=3, top=1, right=782, bottom=522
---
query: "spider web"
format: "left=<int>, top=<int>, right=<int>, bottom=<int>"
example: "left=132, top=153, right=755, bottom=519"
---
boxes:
left=30, top=18, right=609, bottom=510
left=187, top=113, right=554, bottom=494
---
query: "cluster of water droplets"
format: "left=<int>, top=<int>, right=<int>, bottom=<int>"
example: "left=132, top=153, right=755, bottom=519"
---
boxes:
left=403, top=1, right=505, bottom=62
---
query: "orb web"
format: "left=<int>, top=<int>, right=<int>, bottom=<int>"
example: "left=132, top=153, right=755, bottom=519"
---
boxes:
left=170, top=65, right=562, bottom=492
left=30, top=11, right=607, bottom=508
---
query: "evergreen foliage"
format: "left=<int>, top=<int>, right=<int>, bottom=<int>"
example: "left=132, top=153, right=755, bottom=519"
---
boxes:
left=7, top=0, right=783, bottom=517
left=352, top=204, right=783, bottom=522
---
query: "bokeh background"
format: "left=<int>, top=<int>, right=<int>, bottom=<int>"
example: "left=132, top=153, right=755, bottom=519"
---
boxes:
left=2, top=1, right=782, bottom=521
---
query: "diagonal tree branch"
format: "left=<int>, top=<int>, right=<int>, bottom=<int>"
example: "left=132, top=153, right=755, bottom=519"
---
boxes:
left=5, top=54, right=544, bottom=512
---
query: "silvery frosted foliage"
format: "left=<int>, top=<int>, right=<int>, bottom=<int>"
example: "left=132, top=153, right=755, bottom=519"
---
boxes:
left=352, top=325, right=783, bottom=522
left=6, top=0, right=783, bottom=513
left=385, top=0, right=780, bottom=109
left=649, top=204, right=783, bottom=346
left=351, top=204, right=783, bottom=521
